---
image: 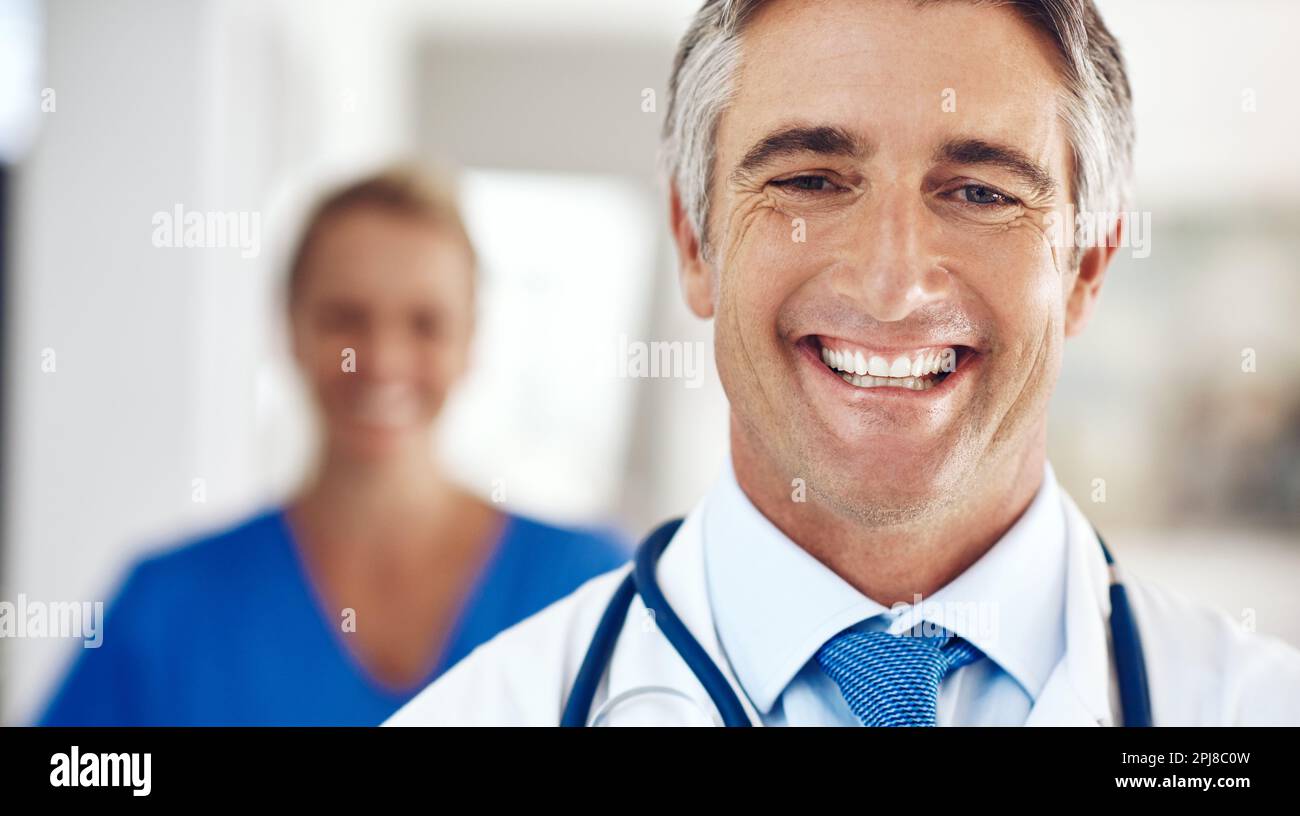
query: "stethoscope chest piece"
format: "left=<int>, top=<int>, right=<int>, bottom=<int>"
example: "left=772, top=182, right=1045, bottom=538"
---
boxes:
left=586, top=686, right=719, bottom=727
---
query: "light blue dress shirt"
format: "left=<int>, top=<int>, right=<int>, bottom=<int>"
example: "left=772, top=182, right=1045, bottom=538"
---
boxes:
left=702, top=460, right=1069, bottom=726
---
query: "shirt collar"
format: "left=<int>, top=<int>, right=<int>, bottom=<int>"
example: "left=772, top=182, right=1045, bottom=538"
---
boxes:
left=702, top=459, right=1068, bottom=714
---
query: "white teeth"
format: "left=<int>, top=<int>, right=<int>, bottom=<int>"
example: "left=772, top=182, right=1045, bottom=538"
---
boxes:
left=820, top=343, right=959, bottom=390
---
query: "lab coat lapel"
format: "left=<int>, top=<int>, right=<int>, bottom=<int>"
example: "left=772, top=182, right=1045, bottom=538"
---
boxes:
left=1025, top=491, right=1119, bottom=727
left=602, top=508, right=763, bottom=726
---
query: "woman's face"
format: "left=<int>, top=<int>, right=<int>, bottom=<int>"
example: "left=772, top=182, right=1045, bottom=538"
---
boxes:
left=290, top=206, right=475, bottom=462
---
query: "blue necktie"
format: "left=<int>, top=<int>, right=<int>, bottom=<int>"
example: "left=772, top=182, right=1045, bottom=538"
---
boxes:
left=815, top=627, right=984, bottom=726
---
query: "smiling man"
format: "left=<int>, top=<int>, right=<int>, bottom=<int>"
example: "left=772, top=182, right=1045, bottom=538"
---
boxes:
left=388, top=0, right=1300, bottom=726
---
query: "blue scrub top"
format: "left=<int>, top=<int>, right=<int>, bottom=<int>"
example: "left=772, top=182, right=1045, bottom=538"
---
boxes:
left=38, top=508, right=628, bottom=726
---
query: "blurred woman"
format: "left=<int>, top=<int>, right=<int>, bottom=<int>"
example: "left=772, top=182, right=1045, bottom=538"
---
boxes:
left=39, top=167, right=628, bottom=725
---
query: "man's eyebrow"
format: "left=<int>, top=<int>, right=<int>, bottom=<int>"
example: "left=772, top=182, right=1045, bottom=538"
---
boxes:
left=730, top=125, right=870, bottom=182
left=934, top=138, right=1058, bottom=199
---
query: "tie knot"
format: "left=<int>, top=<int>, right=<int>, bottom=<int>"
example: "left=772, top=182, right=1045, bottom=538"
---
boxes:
left=815, top=627, right=984, bottom=726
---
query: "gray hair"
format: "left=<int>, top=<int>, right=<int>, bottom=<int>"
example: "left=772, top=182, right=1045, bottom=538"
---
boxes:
left=661, top=0, right=1135, bottom=263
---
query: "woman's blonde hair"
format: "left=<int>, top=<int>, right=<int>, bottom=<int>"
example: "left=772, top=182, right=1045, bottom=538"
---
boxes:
left=287, top=164, right=476, bottom=303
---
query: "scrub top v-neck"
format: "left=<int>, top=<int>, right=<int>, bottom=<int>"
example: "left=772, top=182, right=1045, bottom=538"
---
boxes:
left=38, top=508, right=628, bottom=726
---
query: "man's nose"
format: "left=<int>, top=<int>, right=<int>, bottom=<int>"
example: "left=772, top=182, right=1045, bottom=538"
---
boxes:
left=835, top=189, right=952, bottom=322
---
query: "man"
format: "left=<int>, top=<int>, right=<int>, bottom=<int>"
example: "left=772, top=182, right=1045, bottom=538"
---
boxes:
left=388, top=0, right=1300, bottom=726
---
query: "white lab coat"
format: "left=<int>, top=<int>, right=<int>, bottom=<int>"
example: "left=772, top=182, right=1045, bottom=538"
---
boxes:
left=387, top=489, right=1300, bottom=726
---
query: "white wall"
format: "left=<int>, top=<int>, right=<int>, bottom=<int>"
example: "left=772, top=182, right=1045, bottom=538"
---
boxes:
left=1, top=0, right=423, bottom=724
left=4, top=0, right=221, bottom=724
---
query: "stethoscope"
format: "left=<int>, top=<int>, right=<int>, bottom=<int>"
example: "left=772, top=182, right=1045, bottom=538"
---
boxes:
left=561, top=517, right=1153, bottom=727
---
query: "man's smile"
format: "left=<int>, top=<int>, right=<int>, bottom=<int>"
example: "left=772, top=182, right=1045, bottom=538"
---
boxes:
left=797, top=334, right=980, bottom=397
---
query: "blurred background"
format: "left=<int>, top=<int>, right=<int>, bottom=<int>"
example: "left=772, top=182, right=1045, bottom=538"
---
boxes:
left=1, top=0, right=1297, bottom=724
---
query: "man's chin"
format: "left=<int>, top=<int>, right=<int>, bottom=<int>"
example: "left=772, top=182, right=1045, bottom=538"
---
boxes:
left=804, top=446, right=964, bottom=527
left=813, top=480, right=950, bottom=528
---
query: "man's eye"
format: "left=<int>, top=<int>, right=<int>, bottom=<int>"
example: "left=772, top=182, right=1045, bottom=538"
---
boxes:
left=771, top=175, right=837, bottom=193
left=960, top=184, right=1017, bottom=206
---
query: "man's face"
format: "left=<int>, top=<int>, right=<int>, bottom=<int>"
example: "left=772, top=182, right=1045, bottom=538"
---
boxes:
left=687, top=0, right=1096, bottom=523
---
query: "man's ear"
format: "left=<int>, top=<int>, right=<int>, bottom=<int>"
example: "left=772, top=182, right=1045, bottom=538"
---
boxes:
left=1064, top=217, right=1122, bottom=337
left=669, top=183, right=716, bottom=319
